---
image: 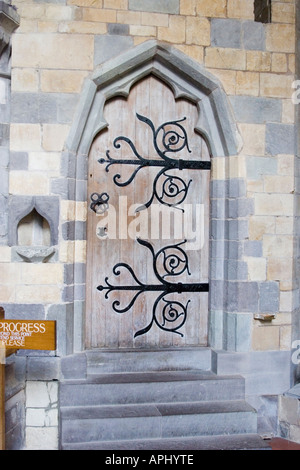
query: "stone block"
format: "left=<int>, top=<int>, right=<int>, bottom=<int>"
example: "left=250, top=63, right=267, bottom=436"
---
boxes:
left=263, top=234, right=293, bottom=258
left=266, top=24, right=295, bottom=53
left=228, top=198, right=254, bottom=219
left=210, top=198, right=225, bottom=219
left=10, top=151, right=29, bottom=170
left=212, top=349, right=291, bottom=395
left=41, top=70, right=88, bottom=94
left=42, top=124, right=70, bottom=151
left=47, top=303, right=74, bottom=356
left=5, top=389, right=26, bottom=451
left=226, top=240, right=243, bottom=260
left=254, top=194, right=294, bottom=216
left=60, top=352, right=87, bottom=379
left=246, top=156, right=277, bottom=180
left=94, top=35, right=133, bottom=65
left=272, top=3, right=295, bottom=25
left=60, top=200, right=87, bottom=222
left=225, top=312, right=252, bottom=352
left=267, top=257, right=293, bottom=282
left=260, top=73, right=294, bottom=98
left=62, top=221, right=86, bottom=240
left=210, top=179, right=226, bottom=199
left=11, top=68, right=39, bottom=93
left=12, top=33, right=94, bottom=70
left=227, top=178, right=246, bottom=198
left=141, top=12, right=168, bottom=27
left=246, top=257, right=266, bottom=281
left=266, top=123, right=295, bottom=156
left=207, top=68, right=236, bottom=94
left=50, top=178, right=76, bottom=200
left=26, top=407, right=58, bottom=427
left=238, top=123, right=265, bottom=156
left=16, top=285, right=62, bottom=303
left=19, top=263, right=64, bottom=284
left=108, top=22, right=129, bottom=35
left=211, top=18, right=241, bottom=49
left=25, top=427, right=58, bottom=450
left=130, top=24, right=156, bottom=37
left=227, top=0, right=255, bottom=20
left=227, top=219, right=249, bottom=241
left=0, top=123, right=9, bottom=148
left=227, top=260, right=248, bottom=281
left=277, top=155, right=294, bottom=176
left=27, top=357, right=60, bottom=381
left=0, top=246, right=11, bottom=262
left=10, top=123, right=42, bottom=151
left=186, top=16, right=210, bottom=46
left=11, top=92, right=57, bottom=124
left=0, top=148, right=9, bottom=167
left=246, top=51, right=271, bottom=72
left=44, top=4, right=74, bottom=21
left=26, top=381, right=58, bottom=408
left=158, top=16, right=186, bottom=43
left=259, top=281, right=279, bottom=313
left=230, top=96, right=281, bottom=124
left=28, top=151, right=60, bottom=175
left=129, top=0, right=179, bottom=14
left=104, top=0, right=128, bottom=8
left=244, top=240, right=263, bottom=257
left=275, top=217, right=293, bottom=235
left=196, top=0, right=226, bottom=18
left=227, top=281, right=259, bottom=313
left=0, top=103, right=9, bottom=125
left=9, top=171, right=49, bottom=195
left=81, top=7, right=116, bottom=22
left=252, top=325, right=280, bottom=351
left=236, top=71, right=259, bottom=96
left=57, top=93, right=78, bottom=124
left=1, top=303, right=45, bottom=319
left=272, top=53, right=288, bottom=73
left=205, top=47, right=246, bottom=70
left=242, top=20, right=265, bottom=51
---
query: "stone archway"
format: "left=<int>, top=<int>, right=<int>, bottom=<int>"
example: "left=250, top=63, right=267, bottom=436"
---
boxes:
left=65, top=40, right=241, bottom=353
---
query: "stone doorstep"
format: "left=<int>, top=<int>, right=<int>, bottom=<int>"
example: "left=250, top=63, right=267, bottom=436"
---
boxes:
left=60, top=400, right=257, bottom=443
left=62, top=433, right=271, bottom=451
left=59, top=371, right=246, bottom=408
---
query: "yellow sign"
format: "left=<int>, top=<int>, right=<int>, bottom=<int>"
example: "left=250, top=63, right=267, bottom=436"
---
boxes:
left=0, top=320, right=56, bottom=350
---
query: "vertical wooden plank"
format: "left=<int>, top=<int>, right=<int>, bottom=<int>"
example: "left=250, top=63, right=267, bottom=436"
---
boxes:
left=0, top=307, right=5, bottom=451
left=133, top=76, right=150, bottom=350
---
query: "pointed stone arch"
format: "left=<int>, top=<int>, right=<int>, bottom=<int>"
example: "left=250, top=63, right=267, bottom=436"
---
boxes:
left=66, top=40, right=241, bottom=160
left=65, top=40, right=243, bottom=353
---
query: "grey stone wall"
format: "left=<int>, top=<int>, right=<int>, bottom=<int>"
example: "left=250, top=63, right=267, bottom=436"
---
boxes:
left=0, top=0, right=22, bottom=450
left=293, top=0, right=300, bottom=383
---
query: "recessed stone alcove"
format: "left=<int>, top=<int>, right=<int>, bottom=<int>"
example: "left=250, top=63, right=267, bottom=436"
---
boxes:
left=8, top=196, right=59, bottom=263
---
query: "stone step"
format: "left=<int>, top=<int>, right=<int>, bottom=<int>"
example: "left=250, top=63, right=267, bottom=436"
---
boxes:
left=86, top=347, right=212, bottom=374
left=62, top=433, right=271, bottom=451
left=60, top=400, right=257, bottom=444
left=59, top=371, right=245, bottom=406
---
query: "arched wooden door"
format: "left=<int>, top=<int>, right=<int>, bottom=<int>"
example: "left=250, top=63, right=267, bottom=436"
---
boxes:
left=86, top=75, right=211, bottom=349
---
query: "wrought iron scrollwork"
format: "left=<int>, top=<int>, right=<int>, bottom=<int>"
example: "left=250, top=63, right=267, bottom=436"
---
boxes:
left=97, top=239, right=209, bottom=338
left=98, top=113, right=211, bottom=211
left=90, top=192, right=110, bottom=214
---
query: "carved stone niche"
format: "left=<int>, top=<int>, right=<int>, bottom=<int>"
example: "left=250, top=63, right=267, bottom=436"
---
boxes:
left=0, top=1, right=19, bottom=71
left=8, top=196, right=59, bottom=263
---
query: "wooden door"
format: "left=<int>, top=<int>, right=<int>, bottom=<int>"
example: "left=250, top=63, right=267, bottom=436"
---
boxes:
left=86, top=75, right=210, bottom=349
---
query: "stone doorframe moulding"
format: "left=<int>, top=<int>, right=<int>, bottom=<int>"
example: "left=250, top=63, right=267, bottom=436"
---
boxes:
left=64, top=40, right=242, bottom=353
